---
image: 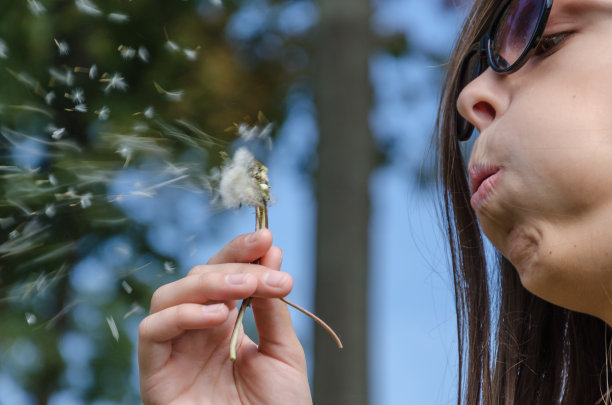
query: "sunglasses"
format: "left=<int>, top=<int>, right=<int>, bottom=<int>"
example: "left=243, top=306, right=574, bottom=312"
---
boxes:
left=456, top=0, right=554, bottom=141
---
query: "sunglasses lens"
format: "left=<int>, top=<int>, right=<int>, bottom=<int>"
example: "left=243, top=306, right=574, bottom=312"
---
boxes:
left=491, top=0, right=543, bottom=70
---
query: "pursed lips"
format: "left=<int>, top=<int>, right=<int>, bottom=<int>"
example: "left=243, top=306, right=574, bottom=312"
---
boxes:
left=468, top=164, right=501, bottom=197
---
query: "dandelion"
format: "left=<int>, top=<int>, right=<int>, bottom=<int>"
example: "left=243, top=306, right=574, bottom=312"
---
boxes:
left=108, top=13, right=129, bottom=23
left=75, top=0, right=102, bottom=16
left=138, top=46, right=150, bottom=63
left=27, top=0, right=46, bottom=15
left=0, top=39, right=7, bottom=59
left=96, top=106, right=110, bottom=120
left=54, top=39, right=70, bottom=56
left=101, top=72, right=128, bottom=93
left=106, top=316, right=119, bottom=342
left=218, top=147, right=269, bottom=209
left=118, top=45, right=136, bottom=59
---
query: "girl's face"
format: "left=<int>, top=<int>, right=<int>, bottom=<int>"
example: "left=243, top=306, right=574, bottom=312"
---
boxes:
left=457, top=0, right=612, bottom=324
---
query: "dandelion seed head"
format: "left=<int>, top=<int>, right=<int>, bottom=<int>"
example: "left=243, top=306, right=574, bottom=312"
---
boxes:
left=75, top=0, right=102, bottom=16
left=138, top=46, right=150, bottom=63
left=108, top=13, right=129, bottom=23
left=27, top=0, right=46, bottom=15
left=218, top=147, right=268, bottom=208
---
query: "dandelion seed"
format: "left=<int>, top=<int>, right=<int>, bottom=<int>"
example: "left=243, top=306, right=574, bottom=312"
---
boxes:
left=121, top=281, right=133, bottom=294
left=153, top=82, right=183, bottom=101
left=123, top=304, right=144, bottom=319
left=183, top=48, right=198, bottom=61
left=75, top=0, right=102, bottom=16
left=69, top=88, right=85, bottom=103
left=237, top=122, right=274, bottom=143
left=49, top=174, right=58, bottom=186
left=25, top=313, right=37, bottom=325
left=218, top=147, right=269, bottom=208
left=72, top=103, right=87, bottom=113
left=79, top=193, right=92, bottom=208
left=106, top=316, right=119, bottom=341
left=165, top=40, right=180, bottom=52
left=27, top=0, right=46, bottom=15
left=49, top=67, right=74, bottom=86
left=97, top=106, right=110, bottom=120
left=49, top=127, right=65, bottom=140
left=54, top=39, right=70, bottom=56
left=45, top=91, right=56, bottom=105
left=138, top=46, right=149, bottom=62
left=9, top=230, right=20, bottom=240
left=163, top=261, right=176, bottom=274
left=211, top=0, right=223, bottom=6
left=0, top=39, right=7, bottom=59
left=108, top=13, right=129, bottom=23
left=101, top=72, right=128, bottom=93
left=116, top=145, right=132, bottom=167
left=144, top=106, right=154, bottom=119
left=89, top=64, right=98, bottom=79
left=118, top=45, right=136, bottom=59
left=45, top=204, right=56, bottom=218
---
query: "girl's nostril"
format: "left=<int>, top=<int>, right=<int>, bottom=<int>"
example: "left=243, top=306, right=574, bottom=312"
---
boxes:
left=473, top=101, right=496, bottom=122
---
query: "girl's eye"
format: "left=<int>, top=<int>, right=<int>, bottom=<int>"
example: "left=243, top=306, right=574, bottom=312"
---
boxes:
left=535, top=32, right=572, bottom=56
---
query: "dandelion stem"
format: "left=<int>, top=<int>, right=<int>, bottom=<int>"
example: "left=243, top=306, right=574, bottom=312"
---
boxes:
left=280, top=297, right=343, bottom=348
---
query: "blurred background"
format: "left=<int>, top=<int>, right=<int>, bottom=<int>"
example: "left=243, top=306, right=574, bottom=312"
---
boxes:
left=0, top=0, right=468, bottom=404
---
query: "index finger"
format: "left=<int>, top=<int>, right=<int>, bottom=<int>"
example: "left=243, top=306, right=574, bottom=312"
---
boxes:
left=207, top=229, right=273, bottom=265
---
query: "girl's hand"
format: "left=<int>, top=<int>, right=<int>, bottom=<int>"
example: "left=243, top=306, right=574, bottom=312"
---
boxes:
left=138, top=229, right=312, bottom=405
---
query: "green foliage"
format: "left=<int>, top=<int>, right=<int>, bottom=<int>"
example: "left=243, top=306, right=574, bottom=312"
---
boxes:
left=0, top=0, right=308, bottom=403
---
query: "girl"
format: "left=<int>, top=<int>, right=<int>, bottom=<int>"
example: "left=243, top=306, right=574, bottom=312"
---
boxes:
left=138, top=0, right=612, bottom=403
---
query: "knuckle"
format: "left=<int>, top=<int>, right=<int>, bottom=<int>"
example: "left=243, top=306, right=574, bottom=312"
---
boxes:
left=138, top=316, right=153, bottom=339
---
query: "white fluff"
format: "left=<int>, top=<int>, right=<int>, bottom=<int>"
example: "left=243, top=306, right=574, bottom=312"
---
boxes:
left=218, top=147, right=265, bottom=208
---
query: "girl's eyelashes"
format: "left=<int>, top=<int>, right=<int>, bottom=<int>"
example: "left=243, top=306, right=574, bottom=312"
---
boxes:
left=535, top=32, right=573, bottom=56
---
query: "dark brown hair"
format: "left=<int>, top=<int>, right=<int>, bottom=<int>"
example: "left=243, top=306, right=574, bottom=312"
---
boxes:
left=435, top=1, right=612, bottom=404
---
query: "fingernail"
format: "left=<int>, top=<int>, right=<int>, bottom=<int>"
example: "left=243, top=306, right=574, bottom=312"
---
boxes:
left=226, top=273, right=248, bottom=285
left=264, top=271, right=288, bottom=288
left=202, top=303, right=224, bottom=313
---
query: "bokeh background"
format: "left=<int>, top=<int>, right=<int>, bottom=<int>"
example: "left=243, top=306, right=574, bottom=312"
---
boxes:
left=0, top=0, right=469, bottom=404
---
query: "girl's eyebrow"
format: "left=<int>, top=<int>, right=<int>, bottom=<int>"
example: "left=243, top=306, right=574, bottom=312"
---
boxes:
left=546, top=0, right=612, bottom=29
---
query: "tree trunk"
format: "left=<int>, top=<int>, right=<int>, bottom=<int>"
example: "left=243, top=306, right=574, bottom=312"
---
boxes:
left=313, top=1, right=373, bottom=404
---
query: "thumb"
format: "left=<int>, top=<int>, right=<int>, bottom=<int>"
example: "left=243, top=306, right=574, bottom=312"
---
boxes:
left=251, top=246, right=305, bottom=366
